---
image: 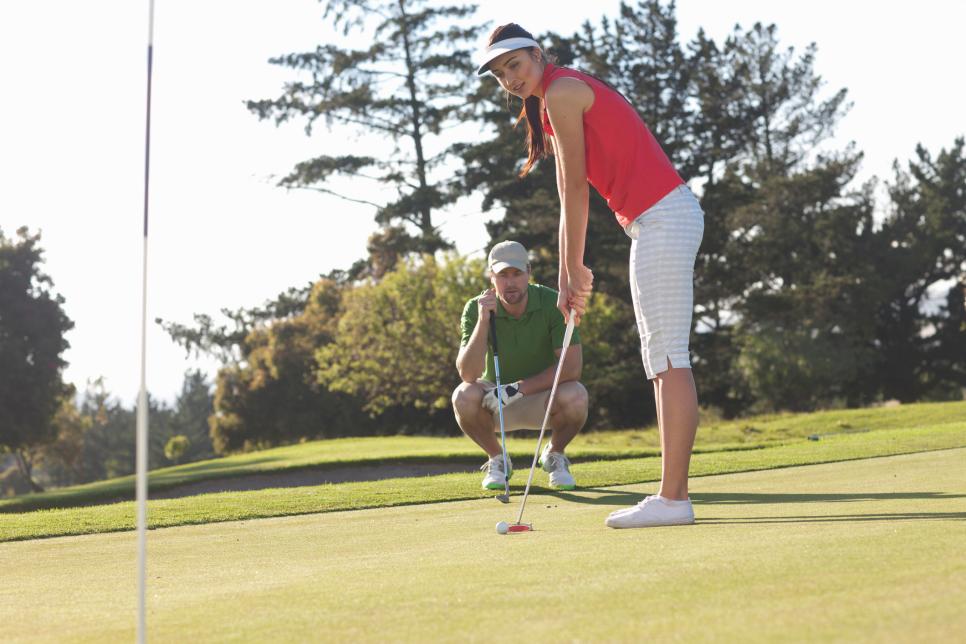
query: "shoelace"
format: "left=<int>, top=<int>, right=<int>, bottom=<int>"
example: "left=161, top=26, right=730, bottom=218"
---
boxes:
left=481, top=458, right=509, bottom=475
left=637, top=495, right=659, bottom=509
left=543, top=451, right=571, bottom=472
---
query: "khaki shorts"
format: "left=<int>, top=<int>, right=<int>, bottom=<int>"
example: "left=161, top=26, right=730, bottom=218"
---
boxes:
left=478, top=379, right=571, bottom=432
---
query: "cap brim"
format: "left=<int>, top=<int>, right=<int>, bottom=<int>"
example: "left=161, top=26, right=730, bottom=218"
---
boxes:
left=490, top=261, right=528, bottom=273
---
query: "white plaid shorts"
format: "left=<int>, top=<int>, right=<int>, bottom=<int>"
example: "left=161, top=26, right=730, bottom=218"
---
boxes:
left=624, top=184, right=705, bottom=379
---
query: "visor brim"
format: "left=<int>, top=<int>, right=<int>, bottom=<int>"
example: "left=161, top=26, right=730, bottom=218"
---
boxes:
left=476, top=38, right=541, bottom=75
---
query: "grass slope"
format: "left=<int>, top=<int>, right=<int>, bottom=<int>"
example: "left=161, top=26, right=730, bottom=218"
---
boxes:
left=2, top=448, right=963, bottom=642
left=4, top=400, right=964, bottom=514
left=3, top=420, right=964, bottom=542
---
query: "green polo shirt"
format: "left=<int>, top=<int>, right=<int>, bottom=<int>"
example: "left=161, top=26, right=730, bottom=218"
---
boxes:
left=460, top=283, right=581, bottom=384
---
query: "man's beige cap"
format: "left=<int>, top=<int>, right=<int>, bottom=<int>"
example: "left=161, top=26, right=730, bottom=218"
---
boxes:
left=488, top=240, right=529, bottom=273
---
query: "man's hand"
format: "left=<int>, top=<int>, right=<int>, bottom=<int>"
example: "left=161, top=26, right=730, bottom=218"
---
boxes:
left=477, top=288, right=497, bottom=324
left=482, top=381, right=524, bottom=414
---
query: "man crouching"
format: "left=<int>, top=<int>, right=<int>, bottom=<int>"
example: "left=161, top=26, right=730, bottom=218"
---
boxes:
left=452, top=240, right=588, bottom=492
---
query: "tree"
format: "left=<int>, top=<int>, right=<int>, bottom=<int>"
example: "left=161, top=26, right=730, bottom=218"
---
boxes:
left=165, top=370, right=215, bottom=463
left=0, top=227, right=74, bottom=492
left=28, top=372, right=216, bottom=489
left=21, top=395, right=90, bottom=489
left=685, top=27, right=763, bottom=414
left=161, top=275, right=377, bottom=453
left=210, top=278, right=373, bottom=452
left=317, top=253, right=487, bottom=432
left=875, top=138, right=966, bottom=400
left=160, top=283, right=315, bottom=366
left=164, top=435, right=190, bottom=465
left=247, top=0, right=487, bottom=274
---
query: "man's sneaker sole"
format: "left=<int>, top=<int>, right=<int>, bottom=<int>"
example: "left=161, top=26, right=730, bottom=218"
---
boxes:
left=483, top=470, right=512, bottom=490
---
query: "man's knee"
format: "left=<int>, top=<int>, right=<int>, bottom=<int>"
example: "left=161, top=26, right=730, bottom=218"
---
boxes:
left=452, top=381, right=485, bottom=417
left=554, top=382, right=588, bottom=418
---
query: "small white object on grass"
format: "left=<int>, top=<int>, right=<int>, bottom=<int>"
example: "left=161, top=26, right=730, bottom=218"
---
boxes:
left=496, top=521, right=509, bottom=535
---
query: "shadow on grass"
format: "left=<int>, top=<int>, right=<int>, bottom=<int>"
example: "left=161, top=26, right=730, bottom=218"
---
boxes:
left=691, top=492, right=966, bottom=504
left=531, top=487, right=642, bottom=507
left=527, top=489, right=966, bottom=510
left=697, top=512, right=966, bottom=524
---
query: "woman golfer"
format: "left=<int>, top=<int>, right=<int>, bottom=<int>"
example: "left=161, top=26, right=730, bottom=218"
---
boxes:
left=477, top=24, right=704, bottom=528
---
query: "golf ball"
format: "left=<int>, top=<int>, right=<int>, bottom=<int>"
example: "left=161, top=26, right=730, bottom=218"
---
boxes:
left=496, top=521, right=509, bottom=535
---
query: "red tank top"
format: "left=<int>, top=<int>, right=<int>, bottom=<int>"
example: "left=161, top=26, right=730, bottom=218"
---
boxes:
left=540, top=63, right=683, bottom=228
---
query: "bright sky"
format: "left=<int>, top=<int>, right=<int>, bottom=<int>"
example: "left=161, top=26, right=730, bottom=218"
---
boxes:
left=1, top=1, right=963, bottom=405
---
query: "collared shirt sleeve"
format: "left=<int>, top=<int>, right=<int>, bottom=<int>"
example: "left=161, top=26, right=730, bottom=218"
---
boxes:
left=460, top=297, right=479, bottom=347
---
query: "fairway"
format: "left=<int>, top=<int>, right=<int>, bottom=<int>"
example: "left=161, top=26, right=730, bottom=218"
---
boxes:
left=3, top=448, right=964, bottom=642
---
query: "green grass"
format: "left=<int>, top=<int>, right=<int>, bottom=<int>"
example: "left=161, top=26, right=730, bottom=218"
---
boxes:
left=3, top=419, right=964, bottom=542
left=2, top=448, right=963, bottom=642
left=5, top=400, right=964, bottom=515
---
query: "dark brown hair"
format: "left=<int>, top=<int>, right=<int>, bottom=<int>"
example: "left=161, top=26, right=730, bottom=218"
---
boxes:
left=487, top=24, right=549, bottom=178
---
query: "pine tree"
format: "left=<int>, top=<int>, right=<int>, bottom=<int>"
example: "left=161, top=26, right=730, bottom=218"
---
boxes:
left=247, top=0, right=486, bottom=275
left=876, top=138, right=966, bottom=400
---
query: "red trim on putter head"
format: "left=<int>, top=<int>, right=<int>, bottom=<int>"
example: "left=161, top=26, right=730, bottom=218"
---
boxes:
left=507, top=523, right=532, bottom=533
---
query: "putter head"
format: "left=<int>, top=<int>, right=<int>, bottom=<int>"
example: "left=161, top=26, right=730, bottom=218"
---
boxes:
left=508, top=523, right=532, bottom=533
left=495, top=475, right=511, bottom=503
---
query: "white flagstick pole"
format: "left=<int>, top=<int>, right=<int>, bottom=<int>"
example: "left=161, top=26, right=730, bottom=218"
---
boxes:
left=137, top=1, right=155, bottom=642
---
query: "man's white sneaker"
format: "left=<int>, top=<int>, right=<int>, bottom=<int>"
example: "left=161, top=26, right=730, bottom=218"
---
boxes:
left=481, top=454, right=513, bottom=490
left=539, top=445, right=576, bottom=490
left=605, top=495, right=695, bottom=528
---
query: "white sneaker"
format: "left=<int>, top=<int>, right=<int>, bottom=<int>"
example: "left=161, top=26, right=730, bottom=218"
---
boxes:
left=539, top=445, right=576, bottom=490
left=481, top=454, right=513, bottom=490
left=605, top=495, right=695, bottom=529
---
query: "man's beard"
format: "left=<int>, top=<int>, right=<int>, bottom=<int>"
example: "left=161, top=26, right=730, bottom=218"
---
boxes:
left=502, top=289, right=523, bottom=305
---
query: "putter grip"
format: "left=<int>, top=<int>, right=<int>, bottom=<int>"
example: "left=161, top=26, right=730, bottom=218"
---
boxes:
left=562, top=309, right=576, bottom=349
left=488, top=310, right=499, bottom=356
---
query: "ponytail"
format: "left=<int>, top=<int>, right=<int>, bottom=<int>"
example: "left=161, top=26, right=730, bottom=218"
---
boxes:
left=518, top=94, right=547, bottom=177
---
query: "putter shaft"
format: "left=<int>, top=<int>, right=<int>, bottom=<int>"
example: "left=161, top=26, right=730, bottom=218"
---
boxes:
left=489, top=312, right=511, bottom=501
left=515, top=309, right=576, bottom=525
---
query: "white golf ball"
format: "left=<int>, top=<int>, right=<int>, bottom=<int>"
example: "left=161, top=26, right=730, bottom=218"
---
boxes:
left=496, top=521, right=509, bottom=535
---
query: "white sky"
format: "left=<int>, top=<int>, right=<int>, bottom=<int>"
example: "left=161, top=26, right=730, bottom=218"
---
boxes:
left=1, top=1, right=963, bottom=405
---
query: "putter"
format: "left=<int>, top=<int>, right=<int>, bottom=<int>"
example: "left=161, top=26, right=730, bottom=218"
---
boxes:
left=510, top=308, right=576, bottom=532
left=489, top=311, right=511, bottom=504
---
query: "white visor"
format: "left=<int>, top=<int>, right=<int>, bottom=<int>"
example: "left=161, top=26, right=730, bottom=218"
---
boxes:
left=476, top=37, right=541, bottom=75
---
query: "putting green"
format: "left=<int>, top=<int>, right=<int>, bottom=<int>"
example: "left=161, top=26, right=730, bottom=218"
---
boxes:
left=3, top=448, right=964, bottom=642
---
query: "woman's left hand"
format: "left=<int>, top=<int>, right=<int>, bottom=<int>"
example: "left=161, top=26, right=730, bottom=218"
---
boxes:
left=568, top=264, right=594, bottom=299
left=567, top=264, right=594, bottom=322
